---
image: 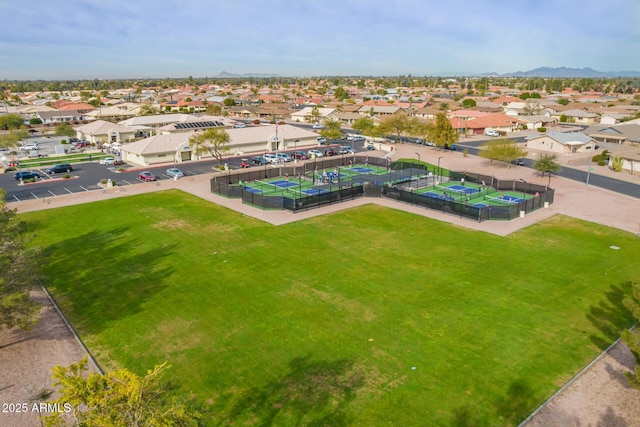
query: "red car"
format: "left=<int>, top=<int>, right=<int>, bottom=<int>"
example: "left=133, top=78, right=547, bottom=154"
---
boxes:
left=291, top=151, right=308, bottom=160
left=239, top=158, right=250, bottom=168
left=138, top=171, right=156, bottom=182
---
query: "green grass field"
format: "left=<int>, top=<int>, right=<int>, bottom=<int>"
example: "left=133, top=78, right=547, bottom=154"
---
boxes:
left=22, top=190, right=639, bottom=426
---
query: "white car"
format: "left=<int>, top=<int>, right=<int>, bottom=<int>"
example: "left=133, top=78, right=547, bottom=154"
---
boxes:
left=20, top=144, right=39, bottom=151
left=166, top=168, right=184, bottom=178
left=233, top=123, right=246, bottom=128
left=263, top=153, right=279, bottom=164
left=312, top=123, right=324, bottom=129
left=484, top=130, right=500, bottom=137
left=99, top=157, right=116, bottom=165
left=308, top=149, right=324, bottom=158
left=316, top=137, right=327, bottom=144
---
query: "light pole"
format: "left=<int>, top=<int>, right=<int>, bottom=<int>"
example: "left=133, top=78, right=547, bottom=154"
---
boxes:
left=437, top=156, right=443, bottom=184
left=586, top=153, right=593, bottom=186
left=519, top=179, right=527, bottom=206
left=415, top=152, right=420, bottom=185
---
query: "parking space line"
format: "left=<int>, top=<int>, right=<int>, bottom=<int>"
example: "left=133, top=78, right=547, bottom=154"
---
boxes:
left=31, top=192, right=39, bottom=199
left=48, top=190, right=56, bottom=197
left=79, top=186, right=89, bottom=191
left=121, top=180, right=133, bottom=185
left=64, top=188, right=73, bottom=194
left=13, top=194, right=20, bottom=202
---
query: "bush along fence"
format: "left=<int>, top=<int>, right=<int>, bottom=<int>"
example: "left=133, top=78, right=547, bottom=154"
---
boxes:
left=210, top=157, right=554, bottom=220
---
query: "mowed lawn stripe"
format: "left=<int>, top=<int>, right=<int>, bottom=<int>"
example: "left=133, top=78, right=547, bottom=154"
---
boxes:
left=22, top=190, right=639, bottom=426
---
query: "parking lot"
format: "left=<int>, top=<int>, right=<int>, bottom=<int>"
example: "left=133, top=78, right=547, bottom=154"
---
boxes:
left=0, top=135, right=371, bottom=203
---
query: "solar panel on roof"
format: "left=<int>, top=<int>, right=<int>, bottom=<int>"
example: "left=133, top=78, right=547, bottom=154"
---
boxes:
left=173, top=121, right=223, bottom=130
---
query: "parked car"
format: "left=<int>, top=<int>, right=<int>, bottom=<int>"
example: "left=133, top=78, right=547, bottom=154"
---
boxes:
left=312, top=123, right=323, bottom=129
left=233, top=123, right=246, bottom=128
left=324, top=148, right=339, bottom=156
left=251, top=156, right=267, bottom=165
left=276, top=153, right=292, bottom=162
left=317, top=137, right=327, bottom=144
left=20, top=143, right=39, bottom=151
left=339, top=146, right=355, bottom=154
left=99, top=157, right=116, bottom=165
left=45, top=163, right=73, bottom=174
left=166, top=168, right=184, bottom=178
left=138, top=171, right=156, bottom=182
left=239, top=158, right=251, bottom=168
left=291, top=151, right=308, bottom=160
left=14, top=171, right=42, bottom=181
left=511, top=158, right=525, bottom=166
left=308, top=149, right=324, bottom=158
left=444, top=143, right=457, bottom=151
left=347, top=135, right=366, bottom=142
left=263, top=153, right=279, bottom=164
left=484, top=130, right=500, bottom=137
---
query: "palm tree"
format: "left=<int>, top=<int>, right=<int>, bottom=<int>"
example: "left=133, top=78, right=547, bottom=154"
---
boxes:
left=534, top=153, right=561, bottom=188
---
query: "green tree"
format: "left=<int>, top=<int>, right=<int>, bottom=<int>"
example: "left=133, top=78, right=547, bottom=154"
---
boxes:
left=42, top=356, right=201, bottom=426
left=223, top=98, right=236, bottom=107
left=479, top=139, right=528, bottom=167
left=378, top=114, right=409, bottom=143
left=54, top=123, right=76, bottom=138
left=461, top=98, right=476, bottom=108
left=534, top=152, right=561, bottom=188
left=557, top=98, right=570, bottom=106
left=0, top=189, right=42, bottom=331
left=309, top=106, right=321, bottom=124
left=334, top=87, right=349, bottom=101
left=351, top=117, right=375, bottom=135
left=139, top=104, right=159, bottom=116
left=611, top=156, right=623, bottom=172
left=428, top=113, right=459, bottom=149
left=319, top=120, right=343, bottom=140
left=189, top=128, right=231, bottom=165
left=621, top=283, right=640, bottom=391
left=29, top=118, right=43, bottom=125
left=0, top=113, right=25, bottom=130
left=0, top=129, right=29, bottom=148
left=205, top=104, right=222, bottom=115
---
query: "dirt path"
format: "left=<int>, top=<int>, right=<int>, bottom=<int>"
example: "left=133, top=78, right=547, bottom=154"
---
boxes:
left=1, top=142, right=639, bottom=426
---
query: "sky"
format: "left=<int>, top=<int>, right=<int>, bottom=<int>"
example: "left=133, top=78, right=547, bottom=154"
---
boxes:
left=0, top=0, right=638, bottom=80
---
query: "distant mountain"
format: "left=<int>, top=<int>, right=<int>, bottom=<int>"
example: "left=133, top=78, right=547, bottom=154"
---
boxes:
left=216, top=70, right=281, bottom=78
left=500, top=67, right=640, bottom=78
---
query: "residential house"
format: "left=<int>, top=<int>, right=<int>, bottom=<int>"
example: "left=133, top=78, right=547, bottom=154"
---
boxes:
left=584, top=123, right=640, bottom=145
left=36, top=110, right=87, bottom=125
left=450, top=113, right=522, bottom=136
left=289, top=107, right=336, bottom=123
left=550, top=109, right=599, bottom=124
left=517, top=115, right=558, bottom=130
left=356, top=105, right=405, bottom=117
left=525, top=131, right=595, bottom=154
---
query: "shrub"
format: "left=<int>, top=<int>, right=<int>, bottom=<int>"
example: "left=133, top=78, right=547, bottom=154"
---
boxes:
left=537, top=127, right=547, bottom=132
left=4, top=167, right=16, bottom=172
left=61, top=139, right=67, bottom=144
left=62, top=173, right=70, bottom=179
left=463, top=148, right=469, bottom=157
left=611, top=157, right=623, bottom=172
left=597, top=159, right=606, bottom=166
left=100, top=178, right=107, bottom=184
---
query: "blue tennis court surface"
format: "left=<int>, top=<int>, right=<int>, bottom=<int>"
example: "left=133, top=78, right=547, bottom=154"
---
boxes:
left=271, top=180, right=299, bottom=188
left=350, top=167, right=374, bottom=173
left=302, top=188, right=329, bottom=195
left=419, top=191, right=453, bottom=201
left=244, top=186, right=262, bottom=194
left=448, top=185, right=480, bottom=194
